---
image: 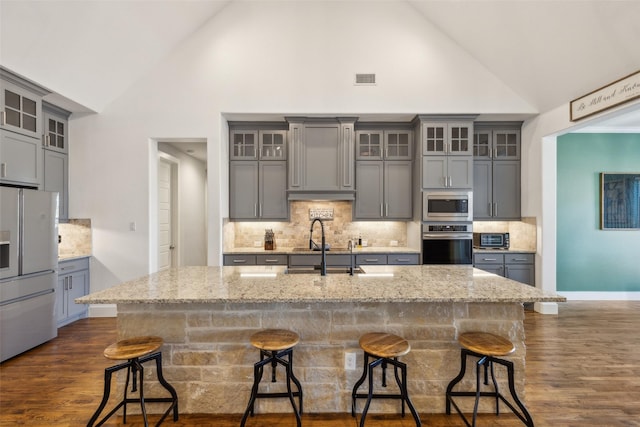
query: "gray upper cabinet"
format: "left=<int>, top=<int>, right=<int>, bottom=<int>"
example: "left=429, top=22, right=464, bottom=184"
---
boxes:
left=229, top=126, right=288, bottom=221
left=473, top=123, right=522, bottom=220
left=0, top=73, right=47, bottom=140
left=422, top=155, right=473, bottom=189
left=418, top=118, right=474, bottom=190
left=287, top=118, right=355, bottom=197
left=355, top=128, right=413, bottom=220
left=43, top=104, right=70, bottom=220
left=421, top=122, right=472, bottom=156
left=0, top=129, right=43, bottom=187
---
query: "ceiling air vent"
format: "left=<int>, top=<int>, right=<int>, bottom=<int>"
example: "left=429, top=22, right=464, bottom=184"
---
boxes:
left=354, top=73, right=376, bottom=85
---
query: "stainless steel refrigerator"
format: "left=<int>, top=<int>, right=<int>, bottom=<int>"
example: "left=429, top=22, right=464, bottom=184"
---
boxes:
left=1, top=187, right=58, bottom=362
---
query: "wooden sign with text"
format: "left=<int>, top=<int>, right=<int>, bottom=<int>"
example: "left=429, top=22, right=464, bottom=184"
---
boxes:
left=570, top=70, right=640, bottom=121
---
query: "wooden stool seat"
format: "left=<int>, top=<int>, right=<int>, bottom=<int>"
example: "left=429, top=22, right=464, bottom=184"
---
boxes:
left=458, top=332, right=515, bottom=357
left=352, top=332, right=421, bottom=427
left=87, top=336, right=178, bottom=427
left=250, top=329, right=300, bottom=351
left=359, top=332, right=410, bottom=358
left=241, top=329, right=303, bottom=427
left=446, top=331, right=533, bottom=427
left=103, top=336, right=164, bottom=360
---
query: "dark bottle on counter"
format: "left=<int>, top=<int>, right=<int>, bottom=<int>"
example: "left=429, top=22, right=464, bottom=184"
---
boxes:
left=264, top=229, right=275, bottom=250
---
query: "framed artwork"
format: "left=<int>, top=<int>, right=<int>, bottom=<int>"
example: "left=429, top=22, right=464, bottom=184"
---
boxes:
left=600, top=173, right=640, bottom=230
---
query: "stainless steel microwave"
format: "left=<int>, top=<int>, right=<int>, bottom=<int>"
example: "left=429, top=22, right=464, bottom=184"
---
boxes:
left=473, top=232, right=510, bottom=249
left=422, top=191, right=472, bottom=222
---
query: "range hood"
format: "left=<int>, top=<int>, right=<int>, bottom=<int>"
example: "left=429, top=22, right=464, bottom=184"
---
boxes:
left=288, top=191, right=355, bottom=201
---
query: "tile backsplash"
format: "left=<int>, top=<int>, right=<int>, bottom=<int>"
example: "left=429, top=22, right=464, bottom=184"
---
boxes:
left=225, top=201, right=408, bottom=250
left=58, top=219, right=92, bottom=258
left=473, top=217, right=537, bottom=251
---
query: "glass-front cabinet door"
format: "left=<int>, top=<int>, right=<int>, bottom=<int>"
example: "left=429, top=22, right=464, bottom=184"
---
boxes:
left=447, top=123, right=472, bottom=155
left=43, top=111, right=68, bottom=153
left=356, top=131, right=383, bottom=160
left=493, top=130, right=520, bottom=159
left=1, top=80, right=42, bottom=139
left=422, top=123, right=447, bottom=155
left=384, top=131, right=412, bottom=160
left=230, top=130, right=258, bottom=159
left=259, top=130, right=286, bottom=160
left=473, top=129, right=492, bottom=159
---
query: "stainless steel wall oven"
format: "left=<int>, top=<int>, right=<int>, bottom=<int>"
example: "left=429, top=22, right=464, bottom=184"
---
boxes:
left=422, top=222, right=473, bottom=265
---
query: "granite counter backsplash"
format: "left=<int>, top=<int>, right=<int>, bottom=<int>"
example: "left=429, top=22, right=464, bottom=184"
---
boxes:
left=58, top=219, right=92, bottom=260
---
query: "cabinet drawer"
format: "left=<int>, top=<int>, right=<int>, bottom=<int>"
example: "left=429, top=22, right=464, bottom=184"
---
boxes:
left=473, top=253, right=504, bottom=265
left=356, top=254, right=387, bottom=265
left=387, top=254, right=419, bottom=265
left=289, top=254, right=352, bottom=267
left=474, top=264, right=504, bottom=276
left=58, top=257, right=90, bottom=274
left=504, top=253, right=534, bottom=264
left=256, top=254, right=288, bottom=265
left=223, top=255, right=257, bottom=266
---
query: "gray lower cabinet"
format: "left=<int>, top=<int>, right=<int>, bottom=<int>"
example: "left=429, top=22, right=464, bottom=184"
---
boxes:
left=387, top=253, right=420, bottom=265
left=223, top=254, right=288, bottom=266
left=355, top=254, right=387, bottom=265
left=229, top=160, right=287, bottom=220
left=56, top=258, right=89, bottom=327
left=354, top=160, right=412, bottom=220
left=473, top=252, right=534, bottom=286
left=0, top=129, right=42, bottom=187
left=289, top=254, right=353, bottom=268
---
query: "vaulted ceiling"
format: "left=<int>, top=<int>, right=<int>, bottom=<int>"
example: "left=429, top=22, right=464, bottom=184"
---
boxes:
left=1, top=0, right=639, bottom=128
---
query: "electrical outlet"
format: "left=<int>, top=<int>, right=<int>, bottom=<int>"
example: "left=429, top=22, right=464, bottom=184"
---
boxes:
left=361, top=240, right=368, bottom=247
left=254, top=240, right=262, bottom=247
left=345, top=351, right=356, bottom=370
left=390, top=240, right=398, bottom=247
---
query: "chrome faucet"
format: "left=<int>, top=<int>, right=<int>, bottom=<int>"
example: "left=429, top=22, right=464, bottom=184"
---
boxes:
left=309, top=218, right=326, bottom=276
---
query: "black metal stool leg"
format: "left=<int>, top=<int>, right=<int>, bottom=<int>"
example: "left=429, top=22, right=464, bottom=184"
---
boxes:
left=351, top=352, right=370, bottom=417
left=149, top=352, right=179, bottom=423
left=286, top=349, right=304, bottom=414
left=87, top=368, right=115, bottom=426
left=446, top=347, right=469, bottom=415
left=359, top=357, right=380, bottom=427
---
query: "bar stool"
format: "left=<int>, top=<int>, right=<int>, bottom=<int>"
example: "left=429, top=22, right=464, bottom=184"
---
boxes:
left=240, top=329, right=303, bottom=427
left=87, top=336, right=179, bottom=427
left=351, top=332, right=421, bottom=427
left=445, top=331, right=534, bottom=427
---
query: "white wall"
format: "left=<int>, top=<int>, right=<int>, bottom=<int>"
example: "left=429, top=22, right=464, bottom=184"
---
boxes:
left=68, top=1, right=538, bottom=294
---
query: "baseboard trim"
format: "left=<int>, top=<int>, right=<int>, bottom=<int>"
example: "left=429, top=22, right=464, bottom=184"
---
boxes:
left=559, top=292, right=640, bottom=301
left=88, top=304, right=117, bottom=317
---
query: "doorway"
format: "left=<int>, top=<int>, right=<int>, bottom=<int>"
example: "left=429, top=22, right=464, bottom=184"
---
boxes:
left=158, top=155, right=178, bottom=271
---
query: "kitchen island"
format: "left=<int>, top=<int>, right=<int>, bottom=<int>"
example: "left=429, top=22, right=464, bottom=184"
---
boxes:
left=77, top=265, right=564, bottom=415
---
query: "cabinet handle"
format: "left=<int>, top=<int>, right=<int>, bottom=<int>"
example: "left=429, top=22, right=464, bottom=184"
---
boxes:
left=259, top=204, right=262, bottom=217
left=69, top=277, right=73, bottom=290
left=487, top=203, right=493, bottom=216
left=254, top=204, right=257, bottom=217
left=0, top=111, right=5, bottom=126
left=364, top=258, right=379, bottom=262
left=1, top=163, right=6, bottom=178
left=44, top=134, right=50, bottom=147
left=233, top=259, right=247, bottom=263
left=493, top=203, right=498, bottom=216
left=385, top=203, right=389, bottom=217
left=395, top=258, right=411, bottom=262
left=264, top=259, right=279, bottom=263
left=511, top=258, right=529, bottom=262
left=380, top=204, right=384, bottom=217
left=482, top=258, right=498, bottom=261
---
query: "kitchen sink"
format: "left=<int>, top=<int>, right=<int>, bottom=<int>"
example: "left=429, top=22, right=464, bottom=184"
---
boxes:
left=284, top=266, right=365, bottom=275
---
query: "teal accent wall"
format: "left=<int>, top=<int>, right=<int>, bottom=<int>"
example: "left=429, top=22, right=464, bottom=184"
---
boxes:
left=557, top=133, right=640, bottom=292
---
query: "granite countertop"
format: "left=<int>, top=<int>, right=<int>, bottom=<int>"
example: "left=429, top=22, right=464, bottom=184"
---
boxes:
left=225, top=246, right=420, bottom=255
left=77, top=265, right=565, bottom=305
left=58, top=253, right=92, bottom=262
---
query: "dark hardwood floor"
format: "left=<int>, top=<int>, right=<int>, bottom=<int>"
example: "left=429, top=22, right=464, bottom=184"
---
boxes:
left=1, top=301, right=640, bottom=426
